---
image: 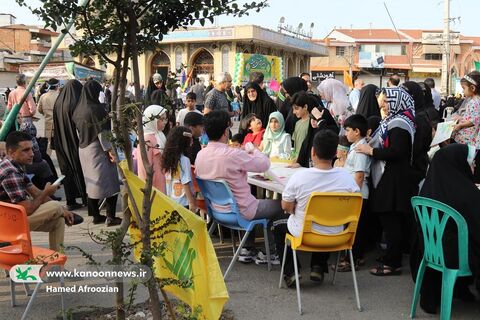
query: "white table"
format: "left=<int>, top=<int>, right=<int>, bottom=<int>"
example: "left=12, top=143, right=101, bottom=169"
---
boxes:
left=247, top=162, right=305, bottom=194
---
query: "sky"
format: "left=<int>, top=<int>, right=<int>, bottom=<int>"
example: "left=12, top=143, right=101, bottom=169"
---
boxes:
left=4, top=0, right=478, bottom=38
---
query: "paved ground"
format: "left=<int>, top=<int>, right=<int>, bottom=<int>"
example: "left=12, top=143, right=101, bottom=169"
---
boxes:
left=1, top=117, right=480, bottom=319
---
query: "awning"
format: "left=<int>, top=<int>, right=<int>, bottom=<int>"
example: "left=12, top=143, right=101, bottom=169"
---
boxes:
left=310, top=66, right=360, bottom=72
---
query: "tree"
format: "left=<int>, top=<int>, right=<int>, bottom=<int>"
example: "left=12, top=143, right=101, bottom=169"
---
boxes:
left=17, top=0, right=268, bottom=319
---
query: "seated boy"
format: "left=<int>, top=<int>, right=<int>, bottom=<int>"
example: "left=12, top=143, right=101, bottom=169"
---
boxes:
left=184, top=112, right=204, bottom=163
left=275, top=130, right=360, bottom=287
left=176, top=92, right=202, bottom=126
left=339, top=114, right=372, bottom=271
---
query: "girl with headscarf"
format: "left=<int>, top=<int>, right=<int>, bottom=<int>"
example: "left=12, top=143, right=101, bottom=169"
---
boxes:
left=317, top=78, right=353, bottom=126
left=356, top=84, right=381, bottom=118
left=240, top=82, right=277, bottom=129
left=280, top=77, right=310, bottom=135
left=261, top=111, right=292, bottom=158
left=356, top=86, right=416, bottom=276
left=72, top=80, right=121, bottom=226
left=136, top=104, right=168, bottom=194
left=53, top=80, right=87, bottom=209
left=410, top=144, right=480, bottom=314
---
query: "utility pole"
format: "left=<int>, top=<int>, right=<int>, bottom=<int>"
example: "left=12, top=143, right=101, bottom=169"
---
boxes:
left=441, top=0, right=450, bottom=96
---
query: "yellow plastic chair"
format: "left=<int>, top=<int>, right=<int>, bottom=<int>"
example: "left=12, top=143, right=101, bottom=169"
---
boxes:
left=278, top=192, right=363, bottom=315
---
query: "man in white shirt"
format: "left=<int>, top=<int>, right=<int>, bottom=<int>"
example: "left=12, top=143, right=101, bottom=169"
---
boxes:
left=425, top=78, right=441, bottom=111
left=276, top=130, right=360, bottom=287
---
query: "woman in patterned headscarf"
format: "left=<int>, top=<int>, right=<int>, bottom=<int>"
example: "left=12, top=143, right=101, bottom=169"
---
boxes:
left=356, top=86, right=416, bottom=276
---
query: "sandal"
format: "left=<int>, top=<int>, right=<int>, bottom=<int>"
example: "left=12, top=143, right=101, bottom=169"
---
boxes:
left=369, top=265, right=402, bottom=276
left=335, top=260, right=358, bottom=272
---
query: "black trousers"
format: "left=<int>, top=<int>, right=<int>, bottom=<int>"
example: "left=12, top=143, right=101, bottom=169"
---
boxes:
left=87, top=195, right=118, bottom=218
left=378, top=212, right=404, bottom=268
left=274, top=222, right=329, bottom=276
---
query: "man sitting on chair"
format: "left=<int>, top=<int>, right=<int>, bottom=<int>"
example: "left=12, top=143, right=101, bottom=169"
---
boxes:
left=195, top=110, right=285, bottom=264
left=276, top=130, right=360, bottom=287
left=0, top=131, right=77, bottom=251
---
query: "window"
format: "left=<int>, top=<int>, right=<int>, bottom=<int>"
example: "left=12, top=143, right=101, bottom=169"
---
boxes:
left=424, top=53, right=442, bottom=60
left=221, top=46, right=229, bottom=73
left=175, top=47, right=183, bottom=71
left=374, top=44, right=405, bottom=56
left=336, top=46, right=345, bottom=56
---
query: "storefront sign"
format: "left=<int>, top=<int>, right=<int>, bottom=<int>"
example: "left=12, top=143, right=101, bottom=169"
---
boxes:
left=311, top=71, right=335, bottom=82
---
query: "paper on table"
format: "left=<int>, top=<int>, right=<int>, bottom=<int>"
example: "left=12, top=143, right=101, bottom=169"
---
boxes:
left=264, top=169, right=285, bottom=186
left=430, top=120, right=455, bottom=147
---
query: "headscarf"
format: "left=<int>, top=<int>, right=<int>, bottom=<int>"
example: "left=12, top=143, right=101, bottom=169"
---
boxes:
left=296, top=96, right=339, bottom=167
left=282, top=77, right=308, bottom=97
left=262, top=111, right=286, bottom=155
left=317, top=78, right=351, bottom=119
left=356, top=84, right=381, bottom=118
left=143, top=104, right=167, bottom=151
left=241, top=82, right=277, bottom=128
left=374, top=86, right=416, bottom=148
left=72, top=80, right=110, bottom=148
left=281, top=77, right=309, bottom=135
left=419, top=144, right=480, bottom=270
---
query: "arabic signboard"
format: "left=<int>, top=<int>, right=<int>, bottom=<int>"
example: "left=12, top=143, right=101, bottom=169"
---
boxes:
left=311, top=71, right=335, bottom=82
left=19, top=62, right=104, bottom=81
left=422, top=32, right=460, bottom=45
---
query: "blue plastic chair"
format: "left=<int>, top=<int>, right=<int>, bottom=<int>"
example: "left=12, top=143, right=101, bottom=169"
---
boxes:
left=410, top=196, right=472, bottom=320
left=196, top=178, right=271, bottom=279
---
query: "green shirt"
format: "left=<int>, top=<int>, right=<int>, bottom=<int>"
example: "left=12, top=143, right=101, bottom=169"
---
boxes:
left=292, top=118, right=309, bottom=154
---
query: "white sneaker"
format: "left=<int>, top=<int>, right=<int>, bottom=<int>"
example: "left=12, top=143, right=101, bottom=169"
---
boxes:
left=238, top=248, right=256, bottom=263
left=254, top=251, right=281, bottom=265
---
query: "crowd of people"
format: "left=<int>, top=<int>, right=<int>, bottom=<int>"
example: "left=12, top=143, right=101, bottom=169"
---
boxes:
left=1, top=68, right=480, bottom=316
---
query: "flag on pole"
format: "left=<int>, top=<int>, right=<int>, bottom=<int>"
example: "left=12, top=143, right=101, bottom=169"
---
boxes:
left=120, top=162, right=229, bottom=320
left=343, top=70, right=353, bottom=89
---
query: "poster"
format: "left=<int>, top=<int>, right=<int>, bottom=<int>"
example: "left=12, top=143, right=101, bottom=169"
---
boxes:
left=233, top=53, right=283, bottom=86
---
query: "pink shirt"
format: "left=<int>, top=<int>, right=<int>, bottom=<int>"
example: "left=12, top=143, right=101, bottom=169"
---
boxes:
left=7, top=86, right=37, bottom=117
left=195, top=141, right=270, bottom=220
left=136, top=134, right=166, bottom=194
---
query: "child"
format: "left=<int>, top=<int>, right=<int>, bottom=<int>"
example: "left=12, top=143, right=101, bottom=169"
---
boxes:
left=261, top=111, right=292, bottom=158
left=366, top=115, right=381, bottom=141
left=340, top=114, right=372, bottom=270
left=184, top=112, right=204, bottom=163
left=162, top=126, right=196, bottom=212
left=230, top=133, right=244, bottom=148
left=176, top=92, right=202, bottom=126
left=241, top=113, right=265, bottom=147
left=290, top=91, right=310, bottom=155
left=334, top=135, right=350, bottom=168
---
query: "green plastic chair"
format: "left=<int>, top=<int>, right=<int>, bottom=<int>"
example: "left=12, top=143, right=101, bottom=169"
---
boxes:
left=410, top=196, right=472, bottom=320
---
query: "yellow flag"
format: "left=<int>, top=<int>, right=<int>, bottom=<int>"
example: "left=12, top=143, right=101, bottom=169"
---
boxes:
left=120, top=162, right=229, bottom=320
left=343, top=70, right=353, bottom=89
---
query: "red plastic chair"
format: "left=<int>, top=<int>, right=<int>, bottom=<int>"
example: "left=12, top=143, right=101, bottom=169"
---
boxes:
left=0, top=201, right=67, bottom=319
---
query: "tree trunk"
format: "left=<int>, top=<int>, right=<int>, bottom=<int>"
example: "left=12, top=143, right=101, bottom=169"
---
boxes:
left=126, top=7, right=163, bottom=320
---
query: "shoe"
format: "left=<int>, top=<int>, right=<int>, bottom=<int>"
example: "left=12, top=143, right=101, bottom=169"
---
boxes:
left=284, top=273, right=302, bottom=288
left=67, top=203, right=84, bottom=211
left=92, top=215, right=107, bottom=224
left=254, top=251, right=281, bottom=265
left=51, top=195, right=62, bottom=201
left=238, top=248, right=256, bottom=263
left=106, top=217, right=122, bottom=227
left=70, top=213, right=84, bottom=226
left=310, top=266, right=325, bottom=283
left=420, top=293, right=437, bottom=314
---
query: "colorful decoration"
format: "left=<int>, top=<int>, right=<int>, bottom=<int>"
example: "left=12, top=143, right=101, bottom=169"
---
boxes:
left=233, top=53, right=283, bottom=86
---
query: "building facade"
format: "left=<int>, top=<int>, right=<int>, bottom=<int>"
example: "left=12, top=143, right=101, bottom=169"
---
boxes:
left=99, top=25, right=327, bottom=86
left=311, top=28, right=480, bottom=92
